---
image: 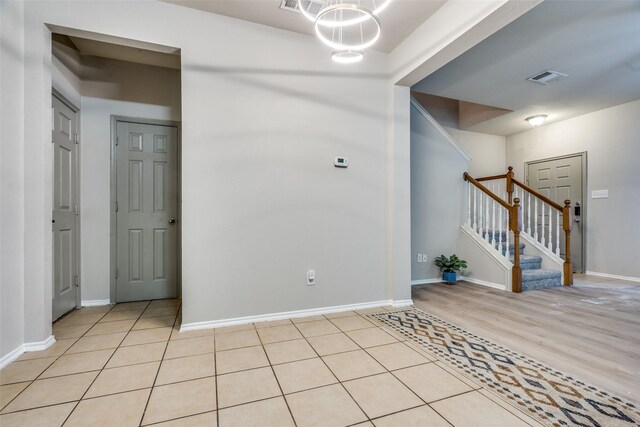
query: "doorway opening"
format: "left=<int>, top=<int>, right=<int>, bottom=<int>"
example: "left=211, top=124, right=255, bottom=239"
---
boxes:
left=525, top=152, right=587, bottom=273
left=50, top=29, right=182, bottom=314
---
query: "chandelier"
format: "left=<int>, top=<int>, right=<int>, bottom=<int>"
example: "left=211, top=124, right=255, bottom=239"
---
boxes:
left=299, top=0, right=393, bottom=63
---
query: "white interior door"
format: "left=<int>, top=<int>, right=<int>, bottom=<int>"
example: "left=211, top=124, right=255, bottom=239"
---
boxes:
left=116, top=121, right=179, bottom=302
left=52, top=94, right=79, bottom=320
left=527, top=155, right=584, bottom=272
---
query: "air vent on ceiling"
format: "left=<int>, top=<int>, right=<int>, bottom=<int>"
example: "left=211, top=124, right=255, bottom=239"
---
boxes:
left=280, top=0, right=326, bottom=15
left=527, top=70, right=569, bottom=85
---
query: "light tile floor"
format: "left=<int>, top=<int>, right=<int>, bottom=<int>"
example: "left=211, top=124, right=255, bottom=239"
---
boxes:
left=0, top=301, right=542, bottom=426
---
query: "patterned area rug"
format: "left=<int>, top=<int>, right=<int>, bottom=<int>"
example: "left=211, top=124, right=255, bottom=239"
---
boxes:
left=368, top=309, right=640, bottom=427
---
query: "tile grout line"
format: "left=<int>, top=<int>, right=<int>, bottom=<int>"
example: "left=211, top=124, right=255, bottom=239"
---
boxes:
left=0, top=303, right=122, bottom=416
left=254, top=321, right=299, bottom=427
left=138, top=302, right=179, bottom=427
left=291, top=315, right=374, bottom=425
left=61, top=300, right=152, bottom=427
left=1, top=300, right=184, bottom=420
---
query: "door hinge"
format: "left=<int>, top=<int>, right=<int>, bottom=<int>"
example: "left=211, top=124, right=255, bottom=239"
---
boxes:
left=115, top=136, right=119, bottom=146
left=74, top=204, right=79, bottom=215
left=115, top=268, right=119, bottom=279
left=115, top=201, right=119, bottom=212
left=74, top=132, right=79, bottom=144
left=73, top=275, right=79, bottom=288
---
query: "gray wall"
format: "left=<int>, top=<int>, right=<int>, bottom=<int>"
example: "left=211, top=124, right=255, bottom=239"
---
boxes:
left=411, top=103, right=469, bottom=281
left=507, top=99, right=640, bottom=278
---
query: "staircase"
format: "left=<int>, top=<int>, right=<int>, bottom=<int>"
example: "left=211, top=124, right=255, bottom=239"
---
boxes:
left=483, top=230, right=562, bottom=290
left=464, top=167, right=573, bottom=293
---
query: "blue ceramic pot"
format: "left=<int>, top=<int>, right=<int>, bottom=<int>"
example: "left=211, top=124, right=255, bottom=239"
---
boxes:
left=443, top=271, right=457, bottom=284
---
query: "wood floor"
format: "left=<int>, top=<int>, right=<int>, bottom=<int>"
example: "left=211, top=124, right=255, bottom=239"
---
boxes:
left=412, top=274, right=640, bottom=405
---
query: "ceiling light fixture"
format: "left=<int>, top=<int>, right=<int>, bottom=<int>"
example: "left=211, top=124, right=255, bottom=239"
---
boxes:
left=299, top=0, right=393, bottom=63
left=314, top=4, right=381, bottom=51
left=332, top=50, right=364, bottom=63
left=299, top=0, right=393, bottom=25
left=526, top=115, right=548, bottom=126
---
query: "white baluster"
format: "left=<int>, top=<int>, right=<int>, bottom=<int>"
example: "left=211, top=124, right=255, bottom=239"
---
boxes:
left=492, top=199, right=496, bottom=247
left=467, top=182, right=471, bottom=226
left=540, top=201, right=547, bottom=246
left=556, top=210, right=561, bottom=256
left=485, top=189, right=490, bottom=243
left=473, top=186, right=477, bottom=233
left=547, top=204, right=553, bottom=251
left=534, top=197, right=539, bottom=241
left=479, top=192, right=483, bottom=237
left=498, top=205, right=503, bottom=255
left=505, top=208, right=511, bottom=260
left=518, top=189, right=524, bottom=231
left=527, top=192, right=532, bottom=235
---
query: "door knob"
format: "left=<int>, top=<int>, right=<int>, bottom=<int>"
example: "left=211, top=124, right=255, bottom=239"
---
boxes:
left=574, top=218, right=581, bottom=223
left=168, top=217, right=176, bottom=224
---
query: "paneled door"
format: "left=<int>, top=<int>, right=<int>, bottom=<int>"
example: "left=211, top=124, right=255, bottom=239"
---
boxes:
left=116, top=121, right=179, bottom=302
left=52, top=94, right=79, bottom=320
left=527, top=154, right=584, bottom=272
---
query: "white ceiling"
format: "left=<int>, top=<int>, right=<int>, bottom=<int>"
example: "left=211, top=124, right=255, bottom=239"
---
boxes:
left=161, top=0, right=446, bottom=53
left=412, top=1, right=640, bottom=136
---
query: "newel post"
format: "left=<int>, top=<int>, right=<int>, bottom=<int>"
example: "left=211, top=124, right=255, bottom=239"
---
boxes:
left=562, top=200, right=574, bottom=286
left=506, top=166, right=514, bottom=204
left=511, top=198, right=522, bottom=293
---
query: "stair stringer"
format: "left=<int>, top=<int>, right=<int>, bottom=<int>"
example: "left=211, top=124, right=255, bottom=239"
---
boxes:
left=457, top=224, right=512, bottom=291
left=519, top=232, right=565, bottom=285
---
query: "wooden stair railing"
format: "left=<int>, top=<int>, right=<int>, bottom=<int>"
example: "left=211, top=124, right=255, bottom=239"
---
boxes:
left=463, top=172, right=523, bottom=292
left=471, top=167, right=573, bottom=287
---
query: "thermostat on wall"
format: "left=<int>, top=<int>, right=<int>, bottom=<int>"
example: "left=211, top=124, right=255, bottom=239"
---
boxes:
left=334, top=156, right=348, bottom=168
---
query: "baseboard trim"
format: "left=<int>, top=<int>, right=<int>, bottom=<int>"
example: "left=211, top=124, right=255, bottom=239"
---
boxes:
left=460, top=276, right=506, bottom=290
left=81, top=299, right=111, bottom=307
left=392, top=299, right=414, bottom=307
left=0, top=335, right=56, bottom=369
left=180, top=299, right=413, bottom=332
left=584, top=271, right=640, bottom=283
left=411, top=278, right=443, bottom=286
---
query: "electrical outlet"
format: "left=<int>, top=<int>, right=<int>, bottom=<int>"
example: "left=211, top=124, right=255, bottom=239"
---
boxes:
left=422, top=253, right=428, bottom=263
left=592, top=190, right=608, bottom=199
left=307, top=270, right=315, bottom=286
left=417, top=254, right=423, bottom=263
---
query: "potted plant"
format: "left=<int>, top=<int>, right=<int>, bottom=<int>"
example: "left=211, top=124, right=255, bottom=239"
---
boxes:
left=434, top=254, right=468, bottom=284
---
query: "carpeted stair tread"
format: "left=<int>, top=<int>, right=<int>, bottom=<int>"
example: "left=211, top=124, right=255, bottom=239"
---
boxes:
left=522, top=269, right=562, bottom=290
left=510, top=255, right=542, bottom=270
left=497, top=242, right=526, bottom=255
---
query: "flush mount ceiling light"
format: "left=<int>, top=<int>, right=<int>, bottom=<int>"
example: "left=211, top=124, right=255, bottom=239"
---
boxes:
left=526, top=115, right=548, bottom=126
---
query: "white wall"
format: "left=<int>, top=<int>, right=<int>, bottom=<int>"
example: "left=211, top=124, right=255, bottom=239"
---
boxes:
left=445, top=127, right=506, bottom=177
left=410, top=103, right=469, bottom=281
left=0, top=0, right=26, bottom=359
left=506, top=99, right=640, bottom=279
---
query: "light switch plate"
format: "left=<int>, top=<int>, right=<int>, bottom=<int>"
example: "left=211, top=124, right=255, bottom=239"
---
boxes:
left=592, top=190, right=608, bottom=199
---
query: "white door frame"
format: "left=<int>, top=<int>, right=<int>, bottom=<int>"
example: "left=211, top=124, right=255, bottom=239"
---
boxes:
left=110, top=116, right=182, bottom=303
left=52, top=88, right=82, bottom=313
left=525, top=151, right=587, bottom=273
